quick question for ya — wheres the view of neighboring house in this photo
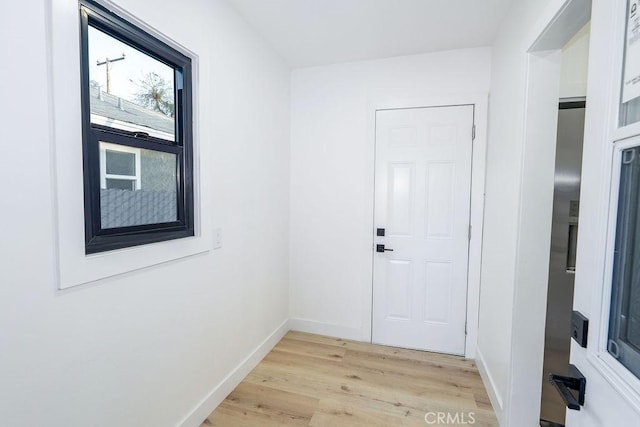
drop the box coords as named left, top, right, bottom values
left=91, top=87, right=178, bottom=228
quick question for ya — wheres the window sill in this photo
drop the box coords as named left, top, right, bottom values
left=57, top=233, right=210, bottom=290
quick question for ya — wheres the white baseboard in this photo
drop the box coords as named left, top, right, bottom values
left=289, top=317, right=365, bottom=341
left=177, top=319, right=290, bottom=427
left=476, top=347, right=505, bottom=425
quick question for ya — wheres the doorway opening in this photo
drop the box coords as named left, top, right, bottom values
left=539, top=19, right=591, bottom=427
left=540, top=97, right=587, bottom=427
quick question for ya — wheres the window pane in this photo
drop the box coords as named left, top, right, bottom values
left=100, top=142, right=178, bottom=229
left=609, top=146, right=640, bottom=379
left=106, top=178, right=135, bottom=190
left=88, top=25, right=176, bottom=140
left=106, top=149, right=135, bottom=176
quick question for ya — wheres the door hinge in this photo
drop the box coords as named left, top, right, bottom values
left=468, top=225, right=472, bottom=241
left=472, top=124, right=476, bottom=141
left=465, top=321, right=468, bottom=335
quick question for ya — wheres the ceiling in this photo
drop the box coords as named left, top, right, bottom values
left=224, top=0, right=513, bottom=68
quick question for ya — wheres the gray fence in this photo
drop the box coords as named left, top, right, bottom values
left=100, top=188, right=177, bottom=228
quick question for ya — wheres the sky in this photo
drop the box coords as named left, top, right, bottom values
left=88, top=25, right=174, bottom=103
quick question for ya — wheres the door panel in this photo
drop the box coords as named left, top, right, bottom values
left=426, top=162, right=456, bottom=238
left=385, top=259, right=412, bottom=320
left=424, top=260, right=452, bottom=323
left=372, top=105, right=473, bottom=355
left=388, top=163, right=414, bottom=236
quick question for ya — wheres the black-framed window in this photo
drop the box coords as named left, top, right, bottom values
left=79, top=0, right=194, bottom=254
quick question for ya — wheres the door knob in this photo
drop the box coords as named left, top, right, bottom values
left=376, top=244, right=394, bottom=253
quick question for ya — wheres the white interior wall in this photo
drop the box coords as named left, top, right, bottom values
left=475, top=0, right=562, bottom=425
left=289, top=48, right=491, bottom=340
left=0, top=0, right=290, bottom=426
left=478, top=1, right=592, bottom=425
left=507, top=5, right=592, bottom=424
left=560, top=23, right=591, bottom=99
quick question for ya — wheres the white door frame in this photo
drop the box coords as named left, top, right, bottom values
left=363, top=93, right=489, bottom=359
left=505, top=0, right=592, bottom=424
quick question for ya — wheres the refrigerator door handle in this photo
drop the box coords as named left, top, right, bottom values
left=566, top=223, right=578, bottom=273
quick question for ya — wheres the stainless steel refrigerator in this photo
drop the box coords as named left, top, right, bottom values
left=540, top=100, right=585, bottom=427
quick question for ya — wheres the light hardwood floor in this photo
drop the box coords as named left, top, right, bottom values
left=202, top=331, right=497, bottom=426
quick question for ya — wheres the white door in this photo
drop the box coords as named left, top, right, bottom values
left=565, top=1, right=640, bottom=425
left=568, top=140, right=640, bottom=427
left=372, top=105, right=474, bottom=355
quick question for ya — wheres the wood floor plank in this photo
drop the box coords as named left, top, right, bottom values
left=222, top=382, right=317, bottom=417
left=202, top=331, right=498, bottom=426
left=247, top=362, right=475, bottom=414
left=309, top=398, right=425, bottom=427
left=274, top=337, right=348, bottom=362
left=286, top=331, right=477, bottom=369
left=205, top=403, right=307, bottom=427
left=341, top=348, right=485, bottom=390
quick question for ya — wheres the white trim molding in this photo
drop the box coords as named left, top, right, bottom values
left=289, top=318, right=364, bottom=341
left=476, top=348, right=504, bottom=416
left=177, top=319, right=290, bottom=427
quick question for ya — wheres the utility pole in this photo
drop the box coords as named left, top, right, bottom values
left=96, top=54, right=125, bottom=94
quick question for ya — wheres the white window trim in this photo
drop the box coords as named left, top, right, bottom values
left=594, top=134, right=640, bottom=411
left=99, top=142, right=141, bottom=190
left=46, top=0, right=209, bottom=290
